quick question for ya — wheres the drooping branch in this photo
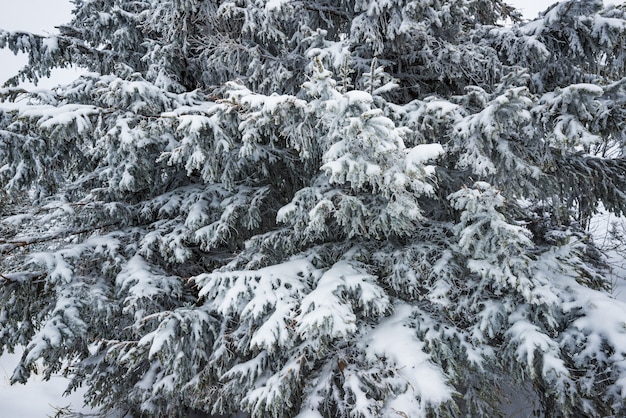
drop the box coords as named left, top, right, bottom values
left=0, top=222, right=119, bottom=255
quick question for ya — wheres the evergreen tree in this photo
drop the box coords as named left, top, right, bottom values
left=1, top=0, right=626, bottom=417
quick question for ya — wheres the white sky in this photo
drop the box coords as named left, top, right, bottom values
left=0, top=0, right=75, bottom=87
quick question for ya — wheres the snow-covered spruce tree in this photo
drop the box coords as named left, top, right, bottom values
left=1, top=0, right=626, bottom=417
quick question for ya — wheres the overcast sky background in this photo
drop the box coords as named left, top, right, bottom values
left=0, top=0, right=557, bottom=416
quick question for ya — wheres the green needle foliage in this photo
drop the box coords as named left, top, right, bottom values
left=1, top=1, right=626, bottom=416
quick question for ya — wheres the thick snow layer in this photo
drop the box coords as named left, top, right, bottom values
left=360, top=302, right=453, bottom=415
left=42, top=35, right=59, bottom=52
left=406, top=143, right=445, bottom=165
left=265, top=0, right=289, bottom=11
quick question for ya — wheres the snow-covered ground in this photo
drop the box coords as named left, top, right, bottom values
left=0, top=349, right=94, bottom=417
left=590, top=211, right=626, bottom=299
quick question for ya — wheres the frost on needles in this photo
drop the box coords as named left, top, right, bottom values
left=1, top=0, right=626, bottom=417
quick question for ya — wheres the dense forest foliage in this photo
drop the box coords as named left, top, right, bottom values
left=1, top=0, right=626, bottom=416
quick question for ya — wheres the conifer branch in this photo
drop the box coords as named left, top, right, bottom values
left=0, top=222, right=119, bottom=255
